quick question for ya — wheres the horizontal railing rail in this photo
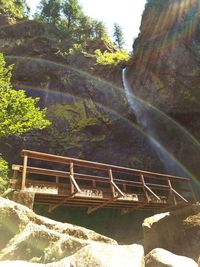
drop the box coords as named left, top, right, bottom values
left=10, top=149, right=197, bottom=213
left=21, top=150, right=190, bottom=181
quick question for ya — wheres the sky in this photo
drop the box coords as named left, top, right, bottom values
left=27, top=0, right=146, bottom=51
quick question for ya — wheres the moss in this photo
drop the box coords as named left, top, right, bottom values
left=47, top=100, right=112, bottom=146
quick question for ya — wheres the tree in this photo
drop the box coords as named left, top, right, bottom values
left=35, top=0, right=61, bottom=25
left=62, top=0, right=83, bottom=30
left=0, top=53, right=50, bottom=191
left=0, top=0, right=30, bottom=19
left=91, top=20, right=107, bottom=39
left=0, top=54, right=50, bottom=137
left=113, top=23, right=125, bottom=50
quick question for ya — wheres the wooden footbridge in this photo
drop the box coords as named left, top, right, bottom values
left=10, top=150, right=197, bottom=214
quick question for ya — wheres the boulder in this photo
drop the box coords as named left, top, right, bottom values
left=0, top=243, right=144, bottom=267
left=0, top=197, right=144, bottom=266
left=143, top=204, right=200, bottom=261
left=145, top=248, right=197, bottom=267
left=0, top=261, right=42, bottom=267
left=67, top=243, right=144, bottom=267
left=0, top=197, right=116, bottom=262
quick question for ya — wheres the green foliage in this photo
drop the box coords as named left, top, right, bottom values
left=0, top=0, right=30, bottom=18
left=0, top=53, right=51, bottom=192
left=91, top=20, right=107, bottom=39
left=62, top=0, right=83, bottom=30
left=95, top=49, right=130, bottom=66
left=65, top=43, right=84, bottom=56
left=113, top=23, right=125, bottom=50
left=0, top=53, right=50, bottom=137
left=35, top=0, right=110, bottom=45
left=35, top=0, right=62, bottom=24
left=0, top=156, right=8, bottom=192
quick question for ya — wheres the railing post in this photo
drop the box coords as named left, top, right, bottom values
left=69, top=162, right=74, bottom=194
left=92, top=180, right=96, bottom=188
left=21, top=155, right=28, bottom=190
left=56, top=176, right=59, bottom=184
left=167, top=178, right=177, bottom=205
left=108, top=168, right=115, bottom=198
left=140, top=173, right=149, bottom=203
left=187, top=180, right=197, bottom=203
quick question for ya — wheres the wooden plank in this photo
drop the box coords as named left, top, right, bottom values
left=140, top=174, right=149, bottom=203
left=21, top=155, right=28, bottom=190
left=109, top=168, right=115, bottom=197
left=167, top=178, right=177, bottom=205
left=171, top=188, right=188, bottom=203
left=111, top=181, right=125, bottom=197
left=21, top=150, right=190, bottom=182
left=14, top=149, right=194, bottom=212
left=69, top=162, right=74, bottom=194
left=13, top=165, right=173, bottom=192
left=69, top=163, right=81, bottom=194
left=87, top=196, right=120, bottom=214
left=48, top=192, right=77, bottom=212
left=144, top=184, right=161, bottom=201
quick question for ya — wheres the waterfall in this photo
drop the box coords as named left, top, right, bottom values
left=122, top=68, right=186, bottom=175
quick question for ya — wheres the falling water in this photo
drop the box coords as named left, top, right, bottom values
left=122, top=68, right=187, bottom=175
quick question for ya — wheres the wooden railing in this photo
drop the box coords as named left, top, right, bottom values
left=10, top=150, right=197, bottom=214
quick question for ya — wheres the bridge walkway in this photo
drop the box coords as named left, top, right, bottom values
left=10, top=150, right=197, bottom=214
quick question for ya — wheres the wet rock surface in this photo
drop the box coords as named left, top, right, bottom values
left=143, top=203, right=200, bottom=261
left=145, top=248, right=198, bottom=267
left=1, top=197, right=200, bottom=266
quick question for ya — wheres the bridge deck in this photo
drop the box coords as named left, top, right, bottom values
left=10, top=150, right=197, bottom=214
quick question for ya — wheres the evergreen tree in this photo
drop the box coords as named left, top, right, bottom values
left=62, top=0, right=83, bottom=30
left=92, top=20, right=107, bottom=39
left=113, top=23, right=125, bottom=50
left=35, top=0, right=61, bottom=25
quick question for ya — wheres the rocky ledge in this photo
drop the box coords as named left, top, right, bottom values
left=0, top=197, right=200, bottom=266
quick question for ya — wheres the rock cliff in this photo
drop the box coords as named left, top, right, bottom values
left=0, top=13, right=163, bottom=173
left=127, top=0, right=200, bottom=183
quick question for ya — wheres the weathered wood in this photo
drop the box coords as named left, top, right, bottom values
left=9, top=149, right=195, bottom=212
left=21, top=150, right=191, bottom=182
left=140, top=173, right=149, bottom=203
left=144, top=184, right=161, bottom=201
left=21, top=155, right=28, bottom=190
left=87, top=196, right=120, bottom=214
left=171, top=188, right=188, bottom=203
left=69, top=162, right=75, bottom=194
left=108, top=168, right=115, bottom=197
left=110, top=181, right=124, bottom=197
left=48, top=192, right=77, bottom=212
left=56, top=176, right=59, bottom=183
left=167, top=178, right=177, bottom=205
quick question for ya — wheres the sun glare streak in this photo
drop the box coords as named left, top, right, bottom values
left=135, top=0, right=198, bottom=64
left=5, top=55, right=200, bottom=185
left=13, top=79, right=199, bottom=186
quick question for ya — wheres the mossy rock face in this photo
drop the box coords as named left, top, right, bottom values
left=0, top=12, right=169, bottom=185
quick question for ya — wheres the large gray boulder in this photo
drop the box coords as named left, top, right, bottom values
left=145, top=248, right=198, bottom=267
left=0, top=243, right=144, bottom=267
left=143, top=204, right=200, bottom=261
left=0, top=197, right=144, bottom=266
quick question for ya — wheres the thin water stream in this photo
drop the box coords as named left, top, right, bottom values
left=122, top=67, right=185, bottom=175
